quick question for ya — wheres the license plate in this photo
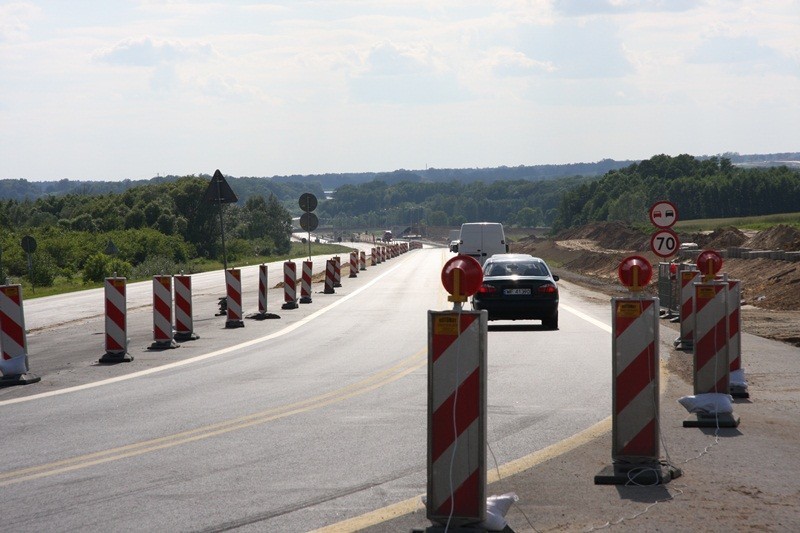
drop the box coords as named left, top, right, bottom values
left=503, top=288, right=531, bottom=295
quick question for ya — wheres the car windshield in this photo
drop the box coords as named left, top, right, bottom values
left=486, top=261, right=548, bottom=277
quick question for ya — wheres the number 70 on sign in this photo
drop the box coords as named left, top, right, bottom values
left=650, top=228, right=680, bottom=258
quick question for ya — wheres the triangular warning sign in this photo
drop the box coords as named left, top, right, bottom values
left=203, top=169, right=239, bottom=204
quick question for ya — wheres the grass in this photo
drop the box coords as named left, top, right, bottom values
left=674, top=212, right=800, bottom=232
left=8, top=241, right=355, bottom=300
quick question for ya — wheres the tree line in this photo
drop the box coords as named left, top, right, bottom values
left=552, top=154, right=800, bottom=231
left=0, top=176, right=292, bottom=287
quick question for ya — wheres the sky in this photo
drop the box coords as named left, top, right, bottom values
left=1, top=0, right=798, bottom=182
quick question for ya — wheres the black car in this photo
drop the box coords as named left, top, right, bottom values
left=471, top=254, right=559, bottom=329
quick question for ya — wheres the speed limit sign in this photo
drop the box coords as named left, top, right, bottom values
left=650, top=228, right=680, bottom=258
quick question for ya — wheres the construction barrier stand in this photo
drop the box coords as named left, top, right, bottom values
left=101, top=277, right=133, bottom=363
left=174, top=274, right=198, bottom=341
left=300, top=260, right=313, bottom=304
left=0, top=284, right=41, bottom=386
left=427, top=310, right=487, bottom=527
left=675, top=269, right=699, bottom=349
left=225, top=268, right=245, bottom=328
left=150, top=275, right=179, bottom=349
left=282, top=261, right=299, bottom=309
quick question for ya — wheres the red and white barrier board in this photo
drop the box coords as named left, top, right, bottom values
left=150, top=275, right=178, bottom=349
left=349, top=251, right=358, bottom=278
left=225, top=268, right=245, bottom=328
left=282, top=261, right=298, bottom=309
left=693, top=281, right=730, bottom=394
left=174, top=274, right=197, bottom=341
left=726, top=279, right=748, bottom=397
left=677, top=269, right=700, bottom=348
left=258, top=264, right=268, bottom=315
left=333, top=256, right=342, bottom=287
left=0, top=284, right=40, bottom=385
left=300, top=260, right=313, bottom=304
left=324, top=259, right=336, bottom=294
left=611, top=297, right=660, bottom=462
left=101, top=277, right=133, bottom=362
left=427, top=310, right=487, bottom=527
left=370, top=248, right=377, bottom=266
left=360, top=251, right=367, bottom=271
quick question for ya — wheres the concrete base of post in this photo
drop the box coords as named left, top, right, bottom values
left=673, top=337, right=693, bottom=351
left=174, top=332, right=200, bottom=341
left=413, top=527, right=500, bottom=533
left=0, top=372, right=42, bottom=388
left=99, top=352, right=134, bottom=364
left=148, top=339, right=180, bottom=350
left=299, top=295, right=312, bottom=304
left=683, top=412, right=740, bottom=428
left=225, top=319, right=245, bottom=328
left=594, top=462, right=680, bottom=486
left=281, top=301, right=299, bottom=310
left=246, top=312, right=280, bottom=320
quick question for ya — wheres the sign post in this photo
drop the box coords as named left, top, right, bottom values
left=299, top=193, right=318, bottom=261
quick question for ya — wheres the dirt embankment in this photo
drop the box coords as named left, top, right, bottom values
left=510, top=222, right=800, bottom=347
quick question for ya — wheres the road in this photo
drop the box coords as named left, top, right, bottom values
left=0, top=246, right=614, bottom=532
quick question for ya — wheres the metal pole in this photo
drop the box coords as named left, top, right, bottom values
left=216, top=178, right=228, bottom=271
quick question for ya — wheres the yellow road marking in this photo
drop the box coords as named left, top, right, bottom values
left=0, top=349, right=427, bottom=488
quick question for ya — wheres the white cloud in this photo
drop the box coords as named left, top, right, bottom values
left=0, top=2, right=41, bottom=42
left=487, top=48, right=556, bottom=77
left=93, top=36, right=215, bottom=67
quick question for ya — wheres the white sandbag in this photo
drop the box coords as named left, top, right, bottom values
left=678, top=393, right=734, bottom=415
left=480, top=492, right=518, bottom=531
left=730, top=369, right=748, bottom=387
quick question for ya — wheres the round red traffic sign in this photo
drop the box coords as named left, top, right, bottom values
left=696, top=250, right=723, bottom=277
left=441, top=255, right=483, bottom=298
left=649, top=200, right=678, bottom=229
left=650, top=228, right=680, bottom=258
left=618, top=255, right=653, bottom=289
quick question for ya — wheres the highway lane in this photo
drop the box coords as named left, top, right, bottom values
left=0, top=247, right=613, bottom=532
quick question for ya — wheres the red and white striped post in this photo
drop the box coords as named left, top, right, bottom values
left=300, top=260, right=313, bottom=304
left=727, top=280, right=748, bottom=398
left=370, top=248, right=377, bottom=266
left=427, top=256, right=487, bottom=528
left=685, top=279, right=739, bottom=427
left=596, top=256, right=671, bottom=485
left=257, top=264, right=269, bottom=316
left=101, top=276, right=133, bottom=363
left=150, top=275, right=178, bottom=349
left=0, top=284, right=40, bottom=386
left=349, top=251, right=358, bottom=278
left=174, top=274, right=198, bottom=341
left=225, top=268, right=245, bottom=328
left=324, top=259, right=336, bottom=294
left=282, top=261, right=299, bottom=309
left=333, top=256, right=342, bottom=287
left=675, top=268, right=699, bottom=349
left=360, top=251, right=367, bottom=271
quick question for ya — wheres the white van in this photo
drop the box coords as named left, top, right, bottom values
left=458, top=222, right=508, bottom=265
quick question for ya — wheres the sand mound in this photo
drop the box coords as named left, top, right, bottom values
left=745, top=224, right=800, bottom=251
left=556, top=221, right=646, bottom=251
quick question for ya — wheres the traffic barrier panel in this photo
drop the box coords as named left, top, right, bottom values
left=324, top=259, right=336, bottom=294
left=685, top=280, right=739, bottom=427
left=349, top=251, right=358, bottom=278
left=149, top=275, right=179, bottom=350
left=174, top=274, right=198, bottom=341
left=300, top=260, right=313, bottom=304
left=596, top=296, right=672, bottom=485
left=101, top=276, right=133, bottom=363
left=225, top=268, right=245, bottom=328
left=333, top=256, right=342, bottom=287
left=360, top=251, right=367, bottom=271
left=282, top=261, right=299, bottom=309
left=726, top=280, right=749, bottom=398
left=370, top=248, right=377, bottom=266
left=259, top=264, right=268, bottom=314
left=0, top=284, right=41, bottom=386
left=675, top=269, right=699, bottom=349
left=427, top=310, right=487, bottom=527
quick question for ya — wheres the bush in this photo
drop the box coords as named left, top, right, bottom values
left=83, top=253, right=111, bottom=283
left=28, top=250, right=58, bottom=287
left=131, top=256, right=179, bottom=279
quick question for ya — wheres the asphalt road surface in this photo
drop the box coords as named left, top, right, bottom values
left=1, top=245, right=615, bottom=532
